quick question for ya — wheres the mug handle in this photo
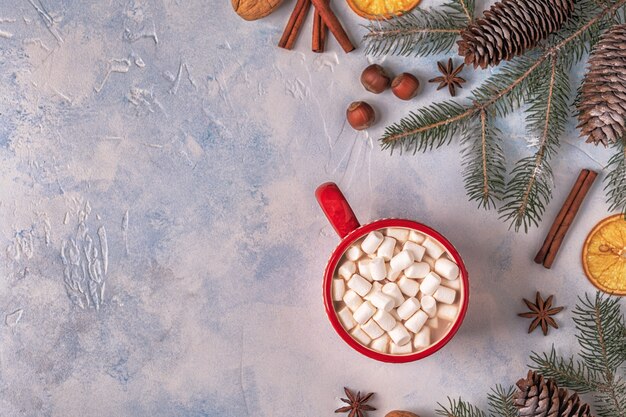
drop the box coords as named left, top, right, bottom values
left=315, top=182, right=361, bottom=239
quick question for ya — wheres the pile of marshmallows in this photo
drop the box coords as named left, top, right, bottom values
left=332, top=228, right=462, bottom=355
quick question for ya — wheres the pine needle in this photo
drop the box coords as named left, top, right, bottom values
left=604, top=140, right=626, bottom=217
left=461, top=110, right=506, bottom=209
left=499, top=55, right=571, bottom=232
left=363, top=0, right=473, bottom=56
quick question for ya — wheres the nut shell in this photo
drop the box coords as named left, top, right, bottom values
left=232, top=0, right=283, bottom=21
left=361, top=64, right=391, bottom=94
left=391, top=73, right=420, bottom=100
left=385, top=411, right=421, bottom=417
left=347, top=101, right=376, bottom=130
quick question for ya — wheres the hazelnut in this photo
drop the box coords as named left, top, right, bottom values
left=346, top=101, right=376, bottom=130
left=391, top=73, right=420, bottom=100
left=385, top=411, right=421, bottom=417
left=360, top=64, right=391, bottom=94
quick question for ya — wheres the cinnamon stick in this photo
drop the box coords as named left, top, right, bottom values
left=312, top=3, right=328, bottom=53
left=543, top=169, right=598, bottom=269
left=310, top=0, right=355, bottom=53
left=534, top=169, right=590, bottom=264
left=279, top=0, right=312, bottom=50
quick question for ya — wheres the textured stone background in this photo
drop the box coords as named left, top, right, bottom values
left=0, top=0, right=620, bottom=416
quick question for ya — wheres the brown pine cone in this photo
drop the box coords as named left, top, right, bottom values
left=514, top=371, right=595, bottom=417
left=457, top=0, right=575, bottom=69
left=577, top=24, right=626, bottom=146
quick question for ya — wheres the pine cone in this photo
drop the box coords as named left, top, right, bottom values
left=514, top=371, right=595, bottom=417
left=457, top=0, right=575, bottom=69
left=577, top=24, right=626, bottom=146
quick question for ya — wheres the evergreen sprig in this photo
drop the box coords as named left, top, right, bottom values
left=461, top=110, right=506, bottom=209
left=363, top=0, right=474, bottom=57
left=604, top=141, right=626, bottom=217
left=370, top=0, right=626, bottom=230
left=436, top=385, right=516, bottom=417
left=498, top=56, right=571, bottom=232
left=530, top=292, right=626, bottom=417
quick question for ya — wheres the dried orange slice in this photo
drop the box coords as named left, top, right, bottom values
left=582, top=214, right=626, bottom=295
left=346, top=0, right=421, bottom=20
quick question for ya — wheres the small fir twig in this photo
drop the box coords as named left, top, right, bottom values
left=530, top=292, right=626, bottom=417
left=363, top=0, right=474, bottom=56
left=604, top=140, right=626, bottom=217
left=378, top=0, right=626, bottom=231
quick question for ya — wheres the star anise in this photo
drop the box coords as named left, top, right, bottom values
left=518, top=292, right=564, bottom=336
left=334, top=387, right=376, bottom=417
left=428, top=58, right=466, bottom=97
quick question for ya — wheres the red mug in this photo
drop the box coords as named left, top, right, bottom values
left=316, top=182, right=469, bottom=363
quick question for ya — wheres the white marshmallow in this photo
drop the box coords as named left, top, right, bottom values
left=390, top=250, right=414, bottom=271
left=420, top=272, right=441, bottom=295
left=398, top=276, right=420, bottom=297
left=388, top=322, right=411, bottom=346
left=369, top=257, right=387, bottom=281
left=441, top=276, right=462, bottom=289
left=345, top=245, right=363, bottom=261
left=427, top=317, right=440, bottom=329
left=390, top=341, right=413, bottom=354
left=338, top=261, right=356, bottom=279
left=421, top=295, right=437, bottom=318
left=364, top=282, right=383, bottom=301
left=353, top=301, right=376, bottom=324
left=386, top=228, right=409, bottom=242
left=405, top=310, right=428, bottom=333
left=332, top=279, right=345, bottom=301
left=361, top=231, right=384, bottom=254
left=423, top=255, right=436, bottom=269
left=413, top=326, right=431, bottom=349
left=357, top=259, right=372, bottom=281
left=435, top=258, right=460, bottom=281
left=337, top=307, right=356, bottom=330
left=373, top=309, right=396, bottom=331
left=377, top=237, right=396, bottom=261
left=348, top=274, right=372, bottom=297
left=423, top=237, right=445, bottom=259
left=351, top=326, right=372, bottom=346
left=369, top=291, right=395, bottom=312
left=390, top=308, right=402, bottom=321
left=397, top=297, right=421, bottom=320
left=370, top=334, right=389, bottom=353
left=382, top=282, right=404, bottom=307
left=362, top=318, right=384, bottom=339
left=343, top=290, right=364, bottom=312
left=433, top=286, right=456, bottom=304
left=438, top=304, right=459, bottom=321
left=386, top=264, right=402, bottom=282
left=405, top=262, right=431, bottom=279
left=409, top=230, right=425, bottom=244
left=403, top=241, right=426, bottom=262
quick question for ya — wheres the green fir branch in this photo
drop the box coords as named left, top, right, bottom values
left=573, top=293, right=625, bottom=377
left=461, top=110, right=506, bottom=210
left=548, top=0, right=615, bottom=68
left=471, top=54, right=544, bottom=118
left=499, top=56, right=571, bottom=232
left=486, top=385, right=517, bottom=417
left=376, top=0, right=626, bottom=231
left=529, top=346, right=600, bottom=393
left=363, top=0, right=473, bottom=57
left=436, top=397, right=487, bottom=417
left=531, top=293, right=626, bottom=417
left=381, top=100, right=471, bottom=154
left=604, top=140, right=626, bottom=217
